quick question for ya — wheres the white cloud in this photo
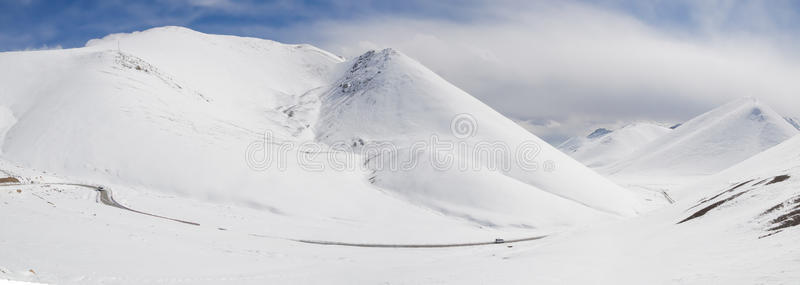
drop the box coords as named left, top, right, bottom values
left=23, top=44, right=62, bottom=51
left=269, top=1, right=800, bottom=143
left=183, top=0, right=231, bottom=7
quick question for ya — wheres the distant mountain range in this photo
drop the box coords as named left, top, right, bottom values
left=559, top=98, right=799, bottom=179
left=557, top=123, right=671, bottom=168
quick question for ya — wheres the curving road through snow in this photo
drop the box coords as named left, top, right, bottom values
left=290, top=235, right=547, bottom=248
left=2, top=178, right=548, bottom=248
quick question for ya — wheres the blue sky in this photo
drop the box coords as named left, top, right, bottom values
left=4, top=0, right=799, bottom=51
left=0, top=0, right=484, bottom=50
left=2, top=0, right=800, bottom=143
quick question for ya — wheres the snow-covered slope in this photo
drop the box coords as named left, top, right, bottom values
left=4, top=135, right=799, bottom=284
left=604, top=98, right=799, bottom=177
left=558, top=123, right=671, bottom=168
left=424, top=136, right=800, bottom=283
left=397, top=134, right=800, bottom=284
left=0, top=27, right=639, bottom=235
left=672, top=134, right=800, bottom=232
left=315, top=48, right=640, bottom=218
left=0, top=27, right=366, bottom=225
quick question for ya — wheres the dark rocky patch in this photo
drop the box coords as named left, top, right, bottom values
left=765, top=175, right=790, bottom=185
left=758, top=230, right=782, bottom=239
left=760, top=195, right=800, bottom=235
left=769, top=209, right=800, bottom=231
left=760, top=196, right=800, bottom=217
left=678, top=191, right=748, bottom=224
left=752, top=178, right=770, bottom=186
left=688, top=179, right=754, bottom=210
left=587, top=128, right=612, bottom=139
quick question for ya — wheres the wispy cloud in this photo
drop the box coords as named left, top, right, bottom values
left=265, top=1, right=800, bottom=142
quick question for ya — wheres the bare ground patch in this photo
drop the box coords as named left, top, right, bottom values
left=0, top=177, right=20, bottom=184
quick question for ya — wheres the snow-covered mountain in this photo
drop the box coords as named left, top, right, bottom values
left=316, top=48, right=640, bottom=220
left=0, top=26, right=639, bottom=235
left=558, top=123, right=671, bottom=168
left=603, top=98, right=799, bottom=177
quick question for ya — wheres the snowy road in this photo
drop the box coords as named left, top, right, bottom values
left=290, top=235, right=547, bottom=248
left=0, top=181, right=201, bottom=226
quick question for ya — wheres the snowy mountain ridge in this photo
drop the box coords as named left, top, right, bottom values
left=603, top=98, right=799, bottom=178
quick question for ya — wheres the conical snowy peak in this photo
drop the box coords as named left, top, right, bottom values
left=346, top=48, right=399, bottom=75
left=315, top=47, right=486, bottom=143
left=587, top=128, right=613, bottom=139
left=605, top=98, right=799, bottom=177
left=315, top=48, right=641, bottom=219
left=321, top=48, right=403, bottom=113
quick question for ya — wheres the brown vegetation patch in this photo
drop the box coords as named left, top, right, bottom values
left=0, top=177, right=20, bottom=184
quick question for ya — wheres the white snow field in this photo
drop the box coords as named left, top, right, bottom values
left=558, top=122, right=672, bottom=168
left=1, top=27, right=798, bottom=284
